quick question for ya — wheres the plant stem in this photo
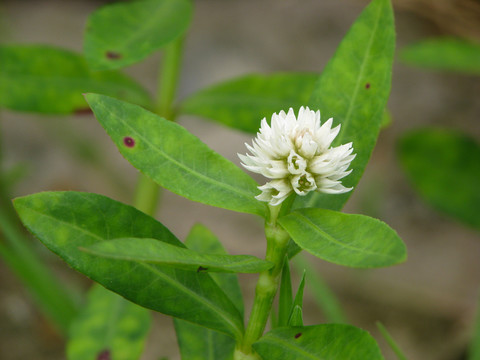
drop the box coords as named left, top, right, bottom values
left=237, top=205, right=290, bottom=357
left=134, top=36, right=184, bottom=215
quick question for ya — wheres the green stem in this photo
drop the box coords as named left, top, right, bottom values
left=237, top=205, right=290, bottom=357
left=134, top=37, right=184, bottom=215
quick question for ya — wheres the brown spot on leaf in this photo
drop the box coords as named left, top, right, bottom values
left=106, top=51, right=122, bottom=60
left=295, top=332, right=302, bottom=339
left=123, top=137, right=135, bottom=148
left=197, top=266, right=208, bottom=272
left=365, top=83, right=371, bottom=89
left=97, top=349, right=111, bottom=360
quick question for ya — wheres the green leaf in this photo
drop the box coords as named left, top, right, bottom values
left=292, top=254, right=347, bottom=324
left=400, top=37, right=480, bottom=75
left=13, top=192, right=244, bottom=339
left=297, top=0, right=395, bottom=211
left=290, top=271, right=306, bottom=315
left=278, top=208, right=406, bottom=268
left=84, top=0, right=192, bottom=70
left=287, top=305, right=303, bottom=327
left=179, top=73, right=319, bottom=133
left=184, top=224, right=244, bottom=315
left=277, top=259, right=293, bottom=327
left=67, top=285, right=151, bottom=360
left=253, top=324, right=384, bottom=360
left=83, top=237, right=273, bottom=273
left=398, top=128, right=480, bottom=230
left=85, top=93, right=265, bottom=217
left=0, top=45, right=152, bottom=114
left=174, top=224, right=240, bottom=360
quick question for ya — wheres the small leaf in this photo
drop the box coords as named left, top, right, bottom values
left=67, top=285, right=151, bottom=360
left=174, top=224, right=240, bottom=360
left=0, top=45, right=152, bottom=114
left=278, top=208, right=406, bottom=268
left=83, top=237, right=273, bottom=273
left=277, top=259, right=293, bottom=327
left=296, top=0, right=395, bottom=211
left=292, top=254, right=347, bottom=324
left=287, top=305, right=303, bottom=327
left=400, top=37, right=480, bottom=75
left=84, top=0, right=193, bottom=70
left=398, top=128, right=480, bottom=230
left=290, top=271, right=306, bottom=316
left=13, top=192, right=243, bottom=339
left=179, top=73, right=319, bottom=134
left=85, top=93, right=265, bottom=217
left=253, top=324, right=384, bottom=360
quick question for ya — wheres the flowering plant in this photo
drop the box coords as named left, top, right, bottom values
left=5, top=0, right=409, bottom=358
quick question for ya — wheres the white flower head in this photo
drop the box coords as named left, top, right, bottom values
left=239, top=107, right=356, bottom=206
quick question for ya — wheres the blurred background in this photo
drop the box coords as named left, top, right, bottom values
left=0, top=0, right=479, bottom=359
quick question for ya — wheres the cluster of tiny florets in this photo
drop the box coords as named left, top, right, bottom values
left=239, top=107, right=355, bottom=206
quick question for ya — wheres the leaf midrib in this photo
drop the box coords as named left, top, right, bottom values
left=97, top=100, right=260, bottom=205
left=21, top=201, right=243, bottom=339
left=287, top=212, right=395, bottom=260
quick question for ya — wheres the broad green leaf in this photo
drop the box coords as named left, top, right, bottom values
left=0, top=45, right=152, bottom=114
left=13, top=192, right=243, bottom=339
left=174, top=224, right=240, bottom=360
left=287, top=305, right=303, bottom=327
left=184, top=224, right=244, bottom=315
left=297, top=0, right=395, bottom=211
left=67, top=285, right=150, bottom=360
left=398, top=129, right=480, bottom=230
left=84, top=0, right=192, bottom=70
left=85, top=94, right=265, bottom=217
left=376, top=322, right=407, bottom=360
left=83, top=237, right=272, bottom=273
left=277, top=259, right=293, bottom=327
left=400, top=37, right=480, bottom=75
left=278, top=208, right=406, bottom=268
left=179, top=73, right=319, bottom=133
left=253, top=324, right=384, bottom=360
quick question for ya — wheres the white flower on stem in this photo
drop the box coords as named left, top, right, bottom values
left=239, top=107, right=356, bottom=206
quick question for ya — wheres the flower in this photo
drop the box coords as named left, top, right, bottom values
left=239, top=107, right=356, bottom=206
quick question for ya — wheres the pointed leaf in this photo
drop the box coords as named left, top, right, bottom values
left=83, top=237, right=272, bottom=273
left=278, top=208, right=406, bottom=268
left=398, top=128, right=480, bottom=230
left=277, top=259, right=293, bottom=327
left=253, top=324, right=384, bottom=360
left=291, top=271, right=306, bottom=315
left=179, top=73, right=319, bottom=133
left=85, top=93, right=265, bottom=217
left=400, top=37, right=480, bottom=75
left=13, top=192, right=243, bottom=339
left=67, top=285, right=151, bottom=360
left=174, top=224, right=240, bottom=360
left=297, top=0, right=395, bottom=211
left=84, top=0, right=192, bottom=70
left=287, top=305, right=303, bottom=327
left=0, top=45, right=152, bottom=114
